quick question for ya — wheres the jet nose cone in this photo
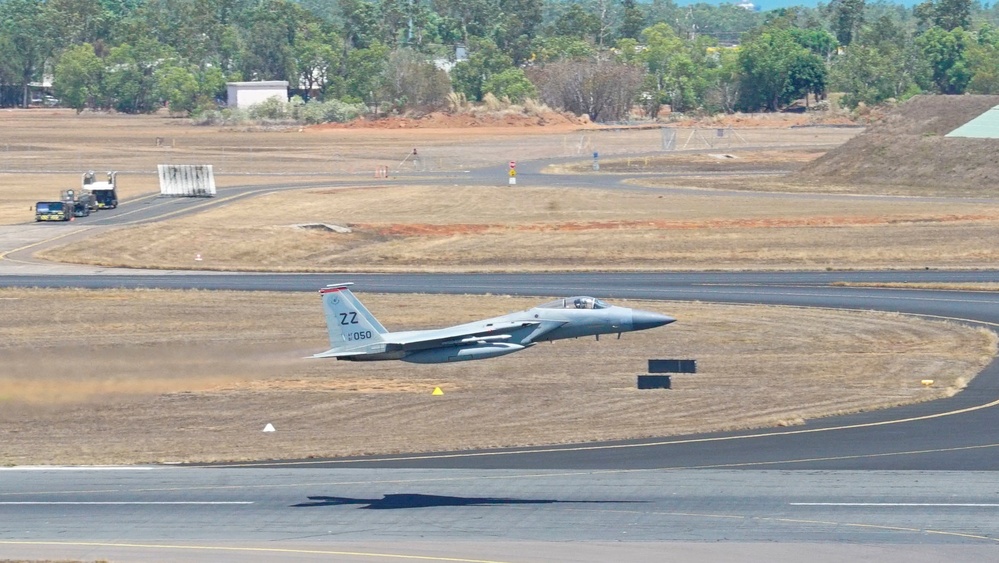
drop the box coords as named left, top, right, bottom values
left=631, top=311, right=676, bottom=331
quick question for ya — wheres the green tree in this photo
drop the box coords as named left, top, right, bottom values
left=530, top=35, right=595, bottom=63
left=153, top=64, right=200, bottom=114
left=53, top=43, right=103, bottom=112
left=621, top=23, right=713, bottom=115
left=41, top=0, right=112, bottom=46
left=0, top=0, right=51, bottom=107
left=737, top=27, right=809, bottom=111
left=917, top=25, right=972, bottom=94
left=828, top=0, right=864, bottom=46
left=618, top=0, right=646, bottom=41
left=787, top=51, right=826, bottom=106
left=238, top=0, right=308, bottom=82
left=450, top=38, right=514, bottom=101
left=379, top=0, right=410, bottom=44
left=103, top=39, right=174, bottom=113
left=548, top=3, right=601, bottom=41
left=829, top=16, right=926, bottom=108
left=482, top=67, right=537, bottom=103
left=339, top=0, right=383, bottom=49
left=679, top=3, right=765, bottom=47
left=915, top=0, right=971, bottom=32
left=429, top=0, right=499, bottom=44
left=791, top=28, right=838, bottom=61
left=295, top=22, right=345, bottom=99
left=493, top=0, right=543, bottom=64
left=702, top=46, right=741, bottom=113
left=342, top=41, right=391, bottom=106
left=967, top=24, right=999, bottom=93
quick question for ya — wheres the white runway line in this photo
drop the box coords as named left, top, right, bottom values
left=0, top=466, right=155, bottom=471
left=0, top=502, right=253, bottom=505
left=791, top=503, right=999, bottom=507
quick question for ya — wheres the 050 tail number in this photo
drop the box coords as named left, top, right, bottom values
left=339, top=312, right=371, bottom=340
left=346, top=330, right=372, bottom=341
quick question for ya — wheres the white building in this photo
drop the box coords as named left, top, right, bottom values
left=226, top=81, right=289, bottom=108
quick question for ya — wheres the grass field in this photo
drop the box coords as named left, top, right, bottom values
left=0, top=109, right=856, bottom=226
left=40, top=183, right=999, bottom=271
left=1, top=289, right=993, bottom=465
left=5, top=112, right=995, bottom=272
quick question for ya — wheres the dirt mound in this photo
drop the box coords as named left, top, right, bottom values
left=795, top=95, right=999, bottom=190
left=312, top=110, right=585, bottom=130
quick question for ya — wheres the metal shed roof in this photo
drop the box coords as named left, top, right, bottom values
left=946, top=104, right=999, bottom=138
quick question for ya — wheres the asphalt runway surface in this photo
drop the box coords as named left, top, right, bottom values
left=3, top=163, right=999, bottom=559
left=2, top=467, right=998, bottom=562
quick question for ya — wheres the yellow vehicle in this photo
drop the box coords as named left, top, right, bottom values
left=35, top=201, right=72, bottom=222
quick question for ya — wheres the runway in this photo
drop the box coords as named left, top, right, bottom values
left=2, top=467, right=998, bottom=562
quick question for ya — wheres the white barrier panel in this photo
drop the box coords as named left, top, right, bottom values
left=157, top=164, right=216, bottom=197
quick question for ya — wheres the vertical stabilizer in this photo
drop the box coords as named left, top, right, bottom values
left=320, top=283, right=387, bottom=349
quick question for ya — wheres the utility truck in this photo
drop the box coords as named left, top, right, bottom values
left=82, top=170, right=119, bottom=209
left=34, top=201, right=72, bottom=221
left=61, top=189, right=96, bottom=217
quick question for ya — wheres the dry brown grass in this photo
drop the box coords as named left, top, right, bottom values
left=546, top=149, right=826, bottom=174
left=632, top=174, right=999, bottom=199
left=0, top=110, right=858, bottom=226
left=39, top=184, right=999, bottom=271
left=0, top=288, right=993, bottom=465
left=0, top=109, right=594, bottom=225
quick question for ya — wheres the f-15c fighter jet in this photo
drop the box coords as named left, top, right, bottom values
left=313, top=283, right=675, bottom=363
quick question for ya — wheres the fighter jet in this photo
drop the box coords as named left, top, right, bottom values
left=313, top=283, right=675, bottom=363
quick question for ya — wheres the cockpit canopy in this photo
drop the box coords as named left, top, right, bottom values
left=539, top=296, right=610, bottom=310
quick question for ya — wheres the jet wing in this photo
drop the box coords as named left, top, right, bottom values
left=311, top=320, right=567, bottom=360
left=390, top=320, right=552, bottom=351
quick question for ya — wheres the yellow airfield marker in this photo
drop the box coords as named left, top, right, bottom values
left=432, top=387, right=444, bottom=396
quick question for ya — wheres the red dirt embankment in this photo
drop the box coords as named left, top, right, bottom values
left=362, top=213, right=999, bottom=237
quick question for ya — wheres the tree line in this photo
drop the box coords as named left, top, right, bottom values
left=2, top=0, right=999, bottom=121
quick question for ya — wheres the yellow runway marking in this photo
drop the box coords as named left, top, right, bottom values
left=112, top=189, right=267, bottom=226
left=0, top=190, right=258, bottom=264
left=682, top=442, right=999, bottom=469
left=0, top=541, right=512, bottom=562
left=0, top=226, right=96, bottom=261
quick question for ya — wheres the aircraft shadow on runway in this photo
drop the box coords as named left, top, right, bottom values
left=292, top=493, right=641, bottom=510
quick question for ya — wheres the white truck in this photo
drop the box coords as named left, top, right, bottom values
left=81, top=170, right=119, bottom=209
